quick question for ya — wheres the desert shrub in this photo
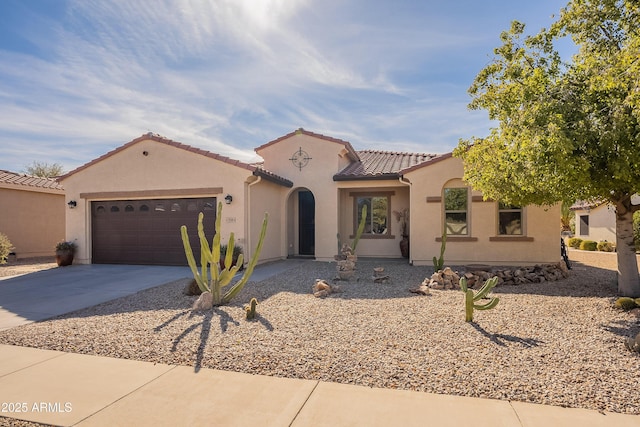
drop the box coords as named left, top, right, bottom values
left=614, top=297, right=638, bottom=310
left=579, top=240, right=597, bottom=251
left=567, top=237, right=581, bottom=248
left=597, top=241, right=615, bottom=252
left=567, top=237, right=583, bottom=248
left=0, top=233, right=14, bottom=264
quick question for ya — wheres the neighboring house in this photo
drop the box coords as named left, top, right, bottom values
left=570, top=200, right=618, bottom=244
left=58, top=129, right=560, bottom=267
left=0, top=170, right=65, bottom=258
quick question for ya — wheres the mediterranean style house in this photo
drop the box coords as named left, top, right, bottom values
left=58, top=129, right=560, bottom=267
left=0, top=170, right=65, bottom=258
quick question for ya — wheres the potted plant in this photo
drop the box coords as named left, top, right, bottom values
left=55, top=241, right=77, bottom=267
left=220, top=244, right=244, bottom=271
left=393, top=208, right=410, bottom=258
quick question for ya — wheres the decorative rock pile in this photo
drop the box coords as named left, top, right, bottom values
left=335, top=243, right=357, bottom=281
left=312, top=279, right=342, bottom=298
left=424, top=262, right=570, bottom=290
left=372, top=267, right=390, bottom=283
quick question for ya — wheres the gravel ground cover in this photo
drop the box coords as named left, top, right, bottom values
left=0, top=257, right=56, bottom=278
left=1, top=257, right=639, bottom=418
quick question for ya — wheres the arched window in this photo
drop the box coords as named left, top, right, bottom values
left=443, top=187, right=468, bottom=235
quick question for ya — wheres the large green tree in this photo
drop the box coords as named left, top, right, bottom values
left=454, top=0, right=640, bottom=296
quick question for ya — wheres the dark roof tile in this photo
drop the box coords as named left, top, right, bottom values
left=334, top=150, right=449, bottom=181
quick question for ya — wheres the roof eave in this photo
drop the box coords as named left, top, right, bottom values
left=333, top=173, right=400, bottom=182
left=253, top=170, right=293, bottom=187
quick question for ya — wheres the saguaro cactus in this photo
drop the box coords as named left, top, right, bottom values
left=181, top=202, right=268, bottom=306
left=460, top=276, right=499, bottom=322
left=351, top=204, right=368, bottom=252
left=433, top=231, right=447, bottom=271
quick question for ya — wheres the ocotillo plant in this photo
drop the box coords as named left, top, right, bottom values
left=460, top=276, right=499, bottom=322
left=181, top=202, right=268, bottom=306
left=433, top=231, right=446, bottom=271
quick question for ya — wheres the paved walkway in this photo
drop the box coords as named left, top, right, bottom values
left=0, top=260, right=639, bottom=426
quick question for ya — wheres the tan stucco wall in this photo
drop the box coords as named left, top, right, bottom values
left=246, top=176, right=287, bottom=263
left=336, top=181, right=410, bottom=258
left=62, top=139, right=256, bottom=264
left=257, top=133, right=347, bottom=261
left=0, top=187, right=65, bottom=258
left=62, top=133, right=563, bottom=267
left=405, top=156, right=561, bottom=266
left=574, top=205, right=617, bottom=244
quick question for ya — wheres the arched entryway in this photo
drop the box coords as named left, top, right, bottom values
left=287, top=188, right=315, bottom=257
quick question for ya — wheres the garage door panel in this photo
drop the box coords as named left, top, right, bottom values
left=92, top=197, right=215, bottom=265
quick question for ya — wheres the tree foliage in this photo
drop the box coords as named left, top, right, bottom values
left=24, top=161, right=64, bottom=178
left=454, top=0, right=640, bottom=296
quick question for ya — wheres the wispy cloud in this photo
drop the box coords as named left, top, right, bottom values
left=0, top=0, right=565, bottom=172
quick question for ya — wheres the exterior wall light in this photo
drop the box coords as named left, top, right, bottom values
left=224, top=194, right=233, bottom=204
left=67, top=200, right=77, bottom=209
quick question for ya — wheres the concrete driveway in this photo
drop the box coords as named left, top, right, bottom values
left=0, top=264, right=192, bottom=331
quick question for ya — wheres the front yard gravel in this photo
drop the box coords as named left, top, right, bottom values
left=0, top=259, right=639, bottom=415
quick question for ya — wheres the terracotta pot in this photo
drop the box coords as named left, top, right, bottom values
left=55, top=250, right=74, bottom=267
left=399, top=236, right=409, bottom=258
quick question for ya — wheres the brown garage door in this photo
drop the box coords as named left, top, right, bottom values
left=92, top=198, right=216, bottom=265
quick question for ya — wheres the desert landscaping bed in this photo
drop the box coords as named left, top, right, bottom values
left=0, top=259, right=639, bottom=416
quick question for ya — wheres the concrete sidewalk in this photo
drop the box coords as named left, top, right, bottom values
left=0, top=344, right=638, bottom=427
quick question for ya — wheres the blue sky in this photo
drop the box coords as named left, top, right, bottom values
left=0, top=0, right=570, bottom=173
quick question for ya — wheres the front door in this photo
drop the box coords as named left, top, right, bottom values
left=298, top=190, right=315, bottom=256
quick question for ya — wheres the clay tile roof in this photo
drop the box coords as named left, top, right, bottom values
left=333, top=150, right=450, bottom=181
left=0, top=169, right=65, bottom=191
left=59, top=133, right=292, bottom=188
left=570, top=200, right=606, bottom=211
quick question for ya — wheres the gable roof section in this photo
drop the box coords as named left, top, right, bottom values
left=255, top=128, right=360, bottom=162
left=0, top=170, right=65, bottom=193
left=570, top=200, right=606, bottom=211
left=333, top=150, right=451, bottom=181
left=59, top=133, right=292, bottom=187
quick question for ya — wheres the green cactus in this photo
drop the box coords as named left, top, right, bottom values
left=432, top=231, right=446, bottom=271
left=460, top=276, right=499, bottom=322
left=181, top=202, right=268, bottom=306
left=614, top=297, right=638, bottom=310
left=351, top=204, right=368, bottom=252
left=245, top=298, right=258, bottom=320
